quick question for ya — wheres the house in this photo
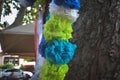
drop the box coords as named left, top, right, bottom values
left=0, top=23, right=36, bottom=69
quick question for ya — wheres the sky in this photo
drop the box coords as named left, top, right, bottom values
left=1, top=4, right=18, bottom=25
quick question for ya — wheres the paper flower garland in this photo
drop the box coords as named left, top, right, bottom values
left=45, top=40, right=77, bottom=64
left=39, top=0, right=80, bottom=80
left=19, top=0, right=80, bottom=80
left=43, top=14, right=73, bottom=42
left=40, top=60, right=69, bottom=80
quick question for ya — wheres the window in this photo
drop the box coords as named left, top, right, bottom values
left=4, top=57, right=9, bottom=64
left=4, top=57, right=19, bottom=66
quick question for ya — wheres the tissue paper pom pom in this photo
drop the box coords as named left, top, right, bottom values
left=45, top=13, right=50, bottom=22
left=45, top=40, right=77, bottom=64
left=38, top=36, right=46, bottom=56
left=40, top=60, right=69, bottom=80
left=19, top=0, right=36, bottom=7
left=49, top=2, right=79, bottom=22
left=54, top=0, right=80, bottom=10
left=43, top=14, right=73, bottom=42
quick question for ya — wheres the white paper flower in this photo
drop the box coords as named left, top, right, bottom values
left=49, top=1, right=79, bottom=22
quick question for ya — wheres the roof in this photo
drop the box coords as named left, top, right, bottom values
left=0, top=23, right=35, bottom=56
left=1, top=23, right=34, bottom=34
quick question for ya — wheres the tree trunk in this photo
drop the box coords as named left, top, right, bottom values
left=0, top=0, right=4, bottom=21
left=65, top=0, right=120, bottom=80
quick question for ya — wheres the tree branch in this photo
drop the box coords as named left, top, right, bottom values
left=0, top=0, right=4, bottom=21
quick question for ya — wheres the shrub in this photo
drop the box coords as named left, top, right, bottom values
left=0, top=62, right=14, bottom=69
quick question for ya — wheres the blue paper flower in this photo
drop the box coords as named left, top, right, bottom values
left=54, top=0, right=80, bottom=10
left=45, top=40, right=77, bottom=64
left=45, top=13, right=50, bottom=22
left=38, top=36, right=46, bottom=56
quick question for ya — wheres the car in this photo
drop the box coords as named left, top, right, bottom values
left=23, top=71, right=33, bottom=77
left=1, top=68, right=33, bottom=79
left=0, top=69, right=2, bottom=78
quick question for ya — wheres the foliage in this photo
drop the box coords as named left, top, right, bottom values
left=25, top=58, right=35, bottom=62
left=35, top=0, right=46, bottom=6
left=23, top=7, right=38, bottom=24
left=3, top=0, right=20, bottom=16
left=1, top=0, right=47, bottom=25
left=0, top=62, right=14, bottom=69
left=23, top=0, right=48, bottom=24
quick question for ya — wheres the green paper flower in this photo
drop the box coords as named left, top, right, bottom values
left=40, top=60, right=69, bottom=80
left=43, top=14, right=73, bottom=42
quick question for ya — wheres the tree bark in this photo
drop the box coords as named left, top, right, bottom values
left=65, top=0, right=120, bottom=80
left=43, top=0, right=51, bottom=24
